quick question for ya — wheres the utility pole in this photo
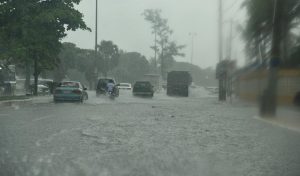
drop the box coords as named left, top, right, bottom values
left=154, top=30, right=157, bottom=70
left=33, top=56, right=38, bottom=96
left=161, top=40, right=164, bottom=80
left=95, top=0, right=98, bottom=55
left=228, top=19, right=233, bottom=60
left=218, top=0, right=223, bottom=63
left=189, top=32, right=197, bottom=64
left=260, top=0, right=282, bottom=116
left=94, top=0, right=98, bottom=84
left=218, top=0, right=226, bottom=101
left=227, top=19, right=234, bottom=103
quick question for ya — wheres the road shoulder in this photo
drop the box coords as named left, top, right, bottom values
left=254, top=106, right=300, bottom=133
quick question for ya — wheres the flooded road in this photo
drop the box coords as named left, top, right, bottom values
left=1, top=88, right=300, bottom=176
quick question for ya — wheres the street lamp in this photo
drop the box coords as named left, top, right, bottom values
left=189, top=32, right=197, bottom=64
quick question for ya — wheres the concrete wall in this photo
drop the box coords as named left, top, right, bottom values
left=236, top=69, right=300, bottom=105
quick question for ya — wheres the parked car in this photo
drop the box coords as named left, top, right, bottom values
left=29, top=84, right=49, bottom=95
left=53, top=81, right=88, bottom=102
left=96, top=78, right=119, bottom=96
left=38, top=84, right=50, bottom=95
left=133, top=81, right=154, bottom=97
left=117, top=83, right=132, bottom=90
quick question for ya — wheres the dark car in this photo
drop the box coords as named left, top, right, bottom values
left=96, top=78, right=119, bottom=96
left=133, top=81, right=154, bottom=97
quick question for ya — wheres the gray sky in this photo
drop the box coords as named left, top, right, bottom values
left=64, top=0, right=247, bottom=69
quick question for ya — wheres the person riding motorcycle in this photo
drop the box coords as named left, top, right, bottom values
left=106, top=80, right=115, bottom=95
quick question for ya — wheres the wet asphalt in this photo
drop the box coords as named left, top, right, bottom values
left=0, top=88, right=300, bottom=176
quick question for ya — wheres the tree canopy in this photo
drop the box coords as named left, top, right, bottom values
left=110, top=52, right=150, bottom=83
left=143, top=9, right=185, bottom=79
left=97, top=40, right=120, bottom=77
left=0, top=0, right=90, bottom=94
left=243, top=0, right=300, bottom=66
left=0, top=0, right=89, bottom=65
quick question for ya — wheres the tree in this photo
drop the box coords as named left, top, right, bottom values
left=0, top=0, right=90, bottom=95
left=243, top=0, right=300, bottom=116
left=110, top=52, right=150, bottom=83
left=142, top=9, right=163, bottom=69
left=163, top=41, right=185, bottom=70
left=97, top=40, right=120, bottom=77
left=143, top=9, right=185, bottom=79
left=242, top=0, right=300, bottom=63
left=54, top=42, right=96, bottom=88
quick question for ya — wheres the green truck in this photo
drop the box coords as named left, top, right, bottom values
left=167, top=71, right=192, bottom=97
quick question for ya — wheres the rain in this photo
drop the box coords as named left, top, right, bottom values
left=1, top=0, right=300, bottom=175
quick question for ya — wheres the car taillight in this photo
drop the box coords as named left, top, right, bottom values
left=72, top=89, right=82, bottom=94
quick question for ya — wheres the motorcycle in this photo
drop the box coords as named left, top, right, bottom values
left=107, top=89, right=116, bottom=100
left=100, top=87, right=117, bottom=100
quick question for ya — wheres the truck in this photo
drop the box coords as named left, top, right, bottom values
left=167, top=71, right=192, bottom=97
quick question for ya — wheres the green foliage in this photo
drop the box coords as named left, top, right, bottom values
left=97, top=40, right=120, bottom=76
left=55, top=42, right=94, bottom=84
left=56, top=45, right=149, bottom=86
left=0, top=0, right=90, bottom=70
left=283, top=40, right=300, bottom=67
left=110, top=52, right=150, bottom=83
left=243, top=0, right=300, bottom=62
left=143, top=9, right=185, bottom=78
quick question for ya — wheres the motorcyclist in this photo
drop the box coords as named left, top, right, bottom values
left=106, top=80, right=115, bottom=94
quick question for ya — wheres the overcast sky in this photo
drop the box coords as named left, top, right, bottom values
left=64, top=0, right=247, bottom=69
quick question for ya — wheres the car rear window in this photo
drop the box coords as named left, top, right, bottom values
left=120, top=83, right=130, bottom=87
left=61, top=82, right=79, bottom=88
left=98, top=79, right=115, bottom=85
left=135, top=82, right=150, bottom=87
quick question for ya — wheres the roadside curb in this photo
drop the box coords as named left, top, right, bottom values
left=0, top=98, right=33, bottom=107
left=254, top=115, right=300, bottom=133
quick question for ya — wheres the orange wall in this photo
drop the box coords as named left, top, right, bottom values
left=236, top=69, right=300, bottom=105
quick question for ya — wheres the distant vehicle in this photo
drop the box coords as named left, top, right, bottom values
left=38, top=79, right=55, bottom=94
left=133, top=81, right=154, bottom=97
left=206, top=87, right=219, bottom=94
left=53, top=81, right=88, bottom=102
left=18, top=78, right=54, bottom=95
left=117, top=83, right=132, bottom=90
left=96, top=78, right=119, bottom=97
left=143, top=74, right=160, bottom=92
left=167, top=71, right=192, bottom=97
left=37, top=84, right=50, bottom=95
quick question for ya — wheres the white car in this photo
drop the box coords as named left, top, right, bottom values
left=117, top=83, right=132, bottom=90
left=38, top=84, right=50, bottom=95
